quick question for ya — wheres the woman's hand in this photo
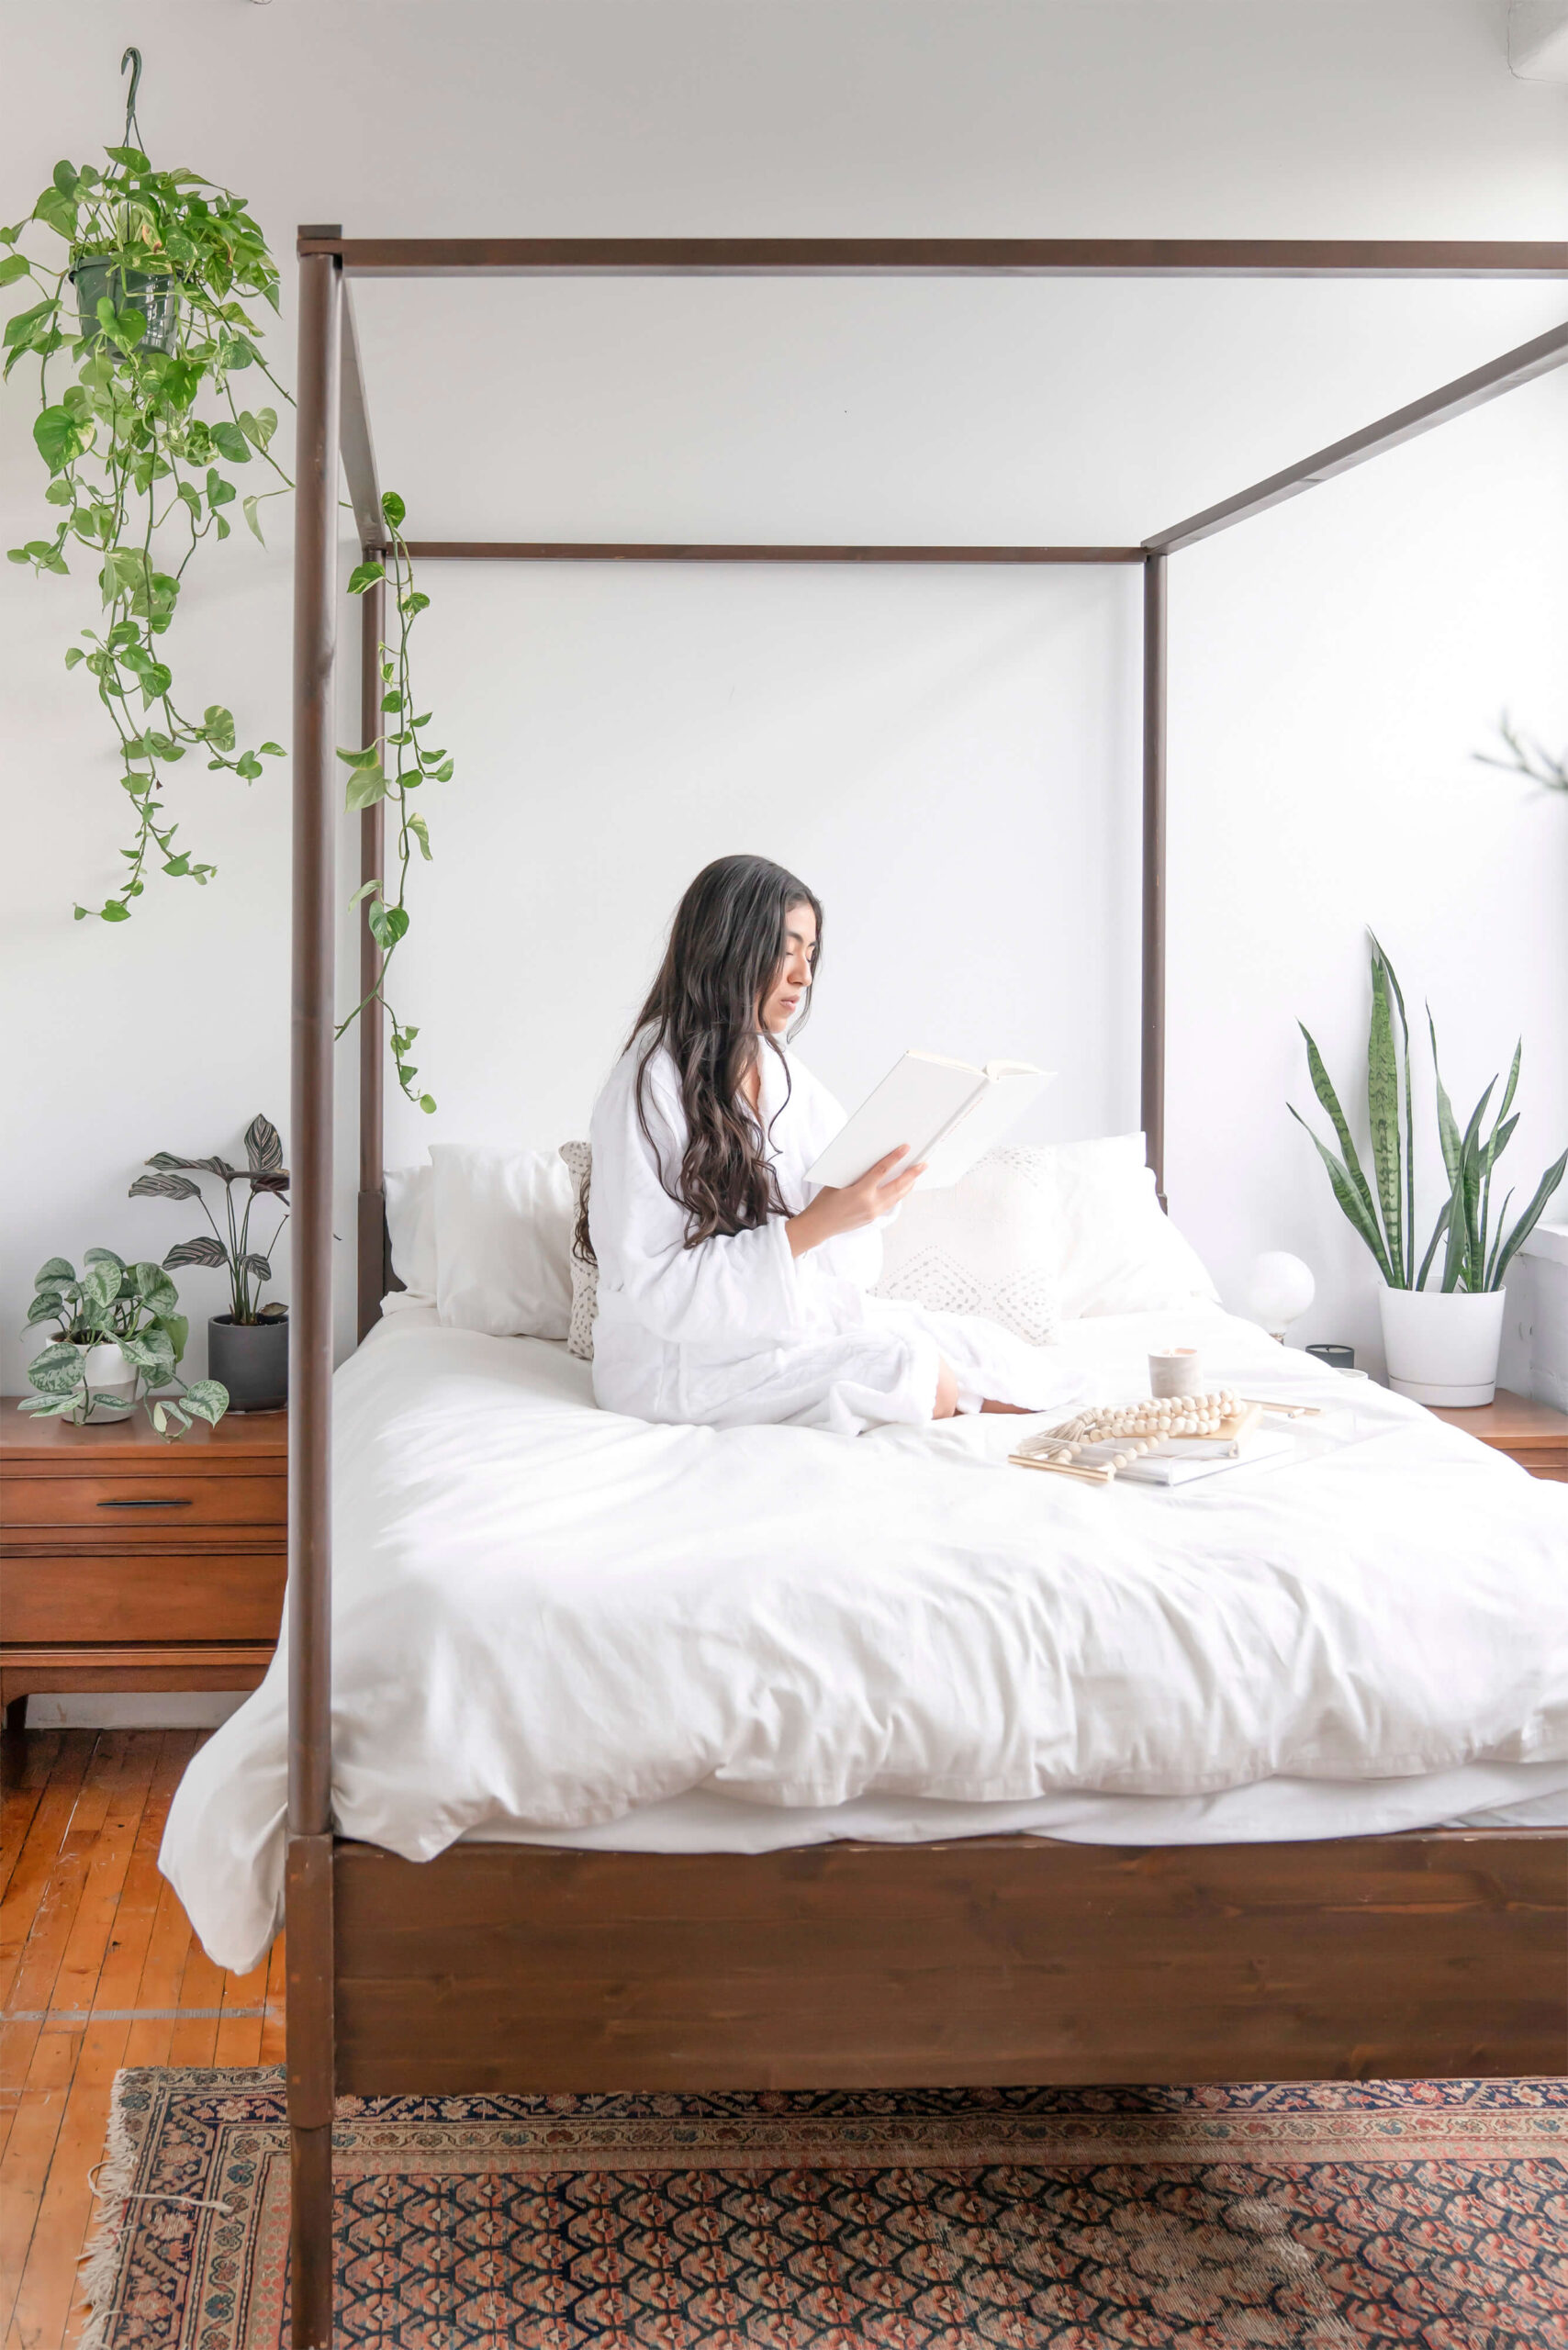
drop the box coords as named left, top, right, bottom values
left=788, top=1147, right=924, bottom=1258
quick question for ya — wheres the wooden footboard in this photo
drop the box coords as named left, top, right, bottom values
left=328, top=1827, right=1568, bottom=2095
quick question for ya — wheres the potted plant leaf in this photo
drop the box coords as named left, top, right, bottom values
left=1, top=50, right=288, bottom=923
left=131, top=1113, right=289, bottom=1412
left=1293, top=934, right=1567, bottom=1405
left=19, top=1251, right=227, bottom=1435
left=4, top=60, right=452, bottom=1121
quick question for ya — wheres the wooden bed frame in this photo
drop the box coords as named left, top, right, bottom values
left=285, top=234, right=1568, bottom=2346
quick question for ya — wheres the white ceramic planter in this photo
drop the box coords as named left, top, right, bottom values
left=1378, top=1287, right=1506, bottom=1408
left=74, top=1341, right=140, bottom=1424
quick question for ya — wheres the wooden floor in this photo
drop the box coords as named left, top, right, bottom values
left=0, top=1727, right=285, bottom=2350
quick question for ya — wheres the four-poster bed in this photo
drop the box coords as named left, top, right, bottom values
left=285, top=234, right=1568, bottom=2346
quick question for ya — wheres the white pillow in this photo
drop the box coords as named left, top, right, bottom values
left=1032, top=1135, right=1216, bottom=1317
left=877, top=1135, right=1215, bottom=1327
left=874, top=1151, right=1061, bottom=1345
left=558, top=1141, right=597, bottom=1361
left=384, top=1163, right=436, bottom=1301
left=431, top=1145, right=575, bottom=1340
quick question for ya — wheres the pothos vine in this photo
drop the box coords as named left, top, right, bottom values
left=3, top=54, right=448, bottom=1108
left=338, top=497, right=450, bottom=1113
left=3, top=51, right=291, bottom=920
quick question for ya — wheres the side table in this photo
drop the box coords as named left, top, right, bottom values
left=1, top=1400, right=286, bottom=1731
left=1427, top=1388, right=1568, bottom=1483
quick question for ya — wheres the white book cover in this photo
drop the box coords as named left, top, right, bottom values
left=806, top=1051, right=1052, bottom=1192
left=1114, top=1434, right=1295, bottom=1486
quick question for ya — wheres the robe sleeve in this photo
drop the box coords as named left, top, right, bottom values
left=588, top=1050, right=805, bottom=1348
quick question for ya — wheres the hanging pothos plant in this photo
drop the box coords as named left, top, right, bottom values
left=5, top=54, right=451, bottom=1107
left=337, top=494, right=449, bottom=1114
left=2, top=50, right=289, bottom=921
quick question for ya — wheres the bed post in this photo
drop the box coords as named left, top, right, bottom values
left=1140, top=548, right=1167, bottom=1208
left=287, top=230, right=342, bottom=2350
left=356, top=565, right=386, bottom=1342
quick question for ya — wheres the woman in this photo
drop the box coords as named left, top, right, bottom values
left=585, top=854, right=1070, bottom=1436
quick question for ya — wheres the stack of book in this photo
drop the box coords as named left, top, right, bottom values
left=1011, top=1400, right=1298, bottom=1487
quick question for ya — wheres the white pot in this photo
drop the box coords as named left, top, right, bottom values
left=1378, top=1287, right=1506, bottom=1408
left=74, top=1341, right=139, bottom=1425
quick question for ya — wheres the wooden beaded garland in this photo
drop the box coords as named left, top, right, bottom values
left=1033, top=1387, right=1242, bottom=1469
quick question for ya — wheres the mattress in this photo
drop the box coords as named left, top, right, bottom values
left=162, top=1301, right=1568, bottom=1975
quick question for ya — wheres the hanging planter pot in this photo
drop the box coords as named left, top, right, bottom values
left=207, top=1312, right=287, bottom=1414
left=1378, top=1287, right=1506, bottom=1409
left=71, top=257, right=181, bottom=356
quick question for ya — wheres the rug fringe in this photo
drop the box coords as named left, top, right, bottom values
left=75, top=2066, right=141, bottom=2350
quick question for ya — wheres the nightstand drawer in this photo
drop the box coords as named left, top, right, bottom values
left=2, top=1550, right=286, bottom=1643
left=3, top=1470, right=286, bottom=1534
left=1505, top=1452, right=1568, bottom=1482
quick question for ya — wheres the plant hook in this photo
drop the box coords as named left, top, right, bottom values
left=121, top=46, right=143, bottom=149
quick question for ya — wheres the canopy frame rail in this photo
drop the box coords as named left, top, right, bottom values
left=289, top=229, right=1568, bottom=2350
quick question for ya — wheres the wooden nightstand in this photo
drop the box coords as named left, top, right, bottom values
left=1428, top=1389, right=1568, bottom=1483
left=0, top=1400, right=286, bottom=1730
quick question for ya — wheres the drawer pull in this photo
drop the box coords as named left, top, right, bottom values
left=95, top=1496, right=194, bottom=1510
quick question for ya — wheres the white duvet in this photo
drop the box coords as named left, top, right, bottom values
left=162, top=1305, right=1568, bottom=1974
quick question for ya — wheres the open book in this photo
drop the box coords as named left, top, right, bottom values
left=806, top=1051, right=1052, bottom=1192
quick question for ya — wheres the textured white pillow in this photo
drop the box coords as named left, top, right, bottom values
left=558, top=1140, right=598, bottom=1361
left=876, top=1135, right=1215, bottom=1328
left=384, top=1163, right=436, bottom=1301
left=874, top=1150, right=1062, bottom=1344
left=431, top=1145, right=575, bottom=1340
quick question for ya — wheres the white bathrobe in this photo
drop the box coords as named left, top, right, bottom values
left=588, top=1035, right=1071, bottom=1436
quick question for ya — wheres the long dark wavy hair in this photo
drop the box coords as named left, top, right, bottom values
left=577, top=854, right=823, bottom=1263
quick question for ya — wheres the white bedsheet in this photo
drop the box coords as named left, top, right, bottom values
left=161, top=1304, right=1568, bottom=1974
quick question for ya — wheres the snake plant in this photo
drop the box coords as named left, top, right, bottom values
left=1292, top=934, right=1566, bottom=1292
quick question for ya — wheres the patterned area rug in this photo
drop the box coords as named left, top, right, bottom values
left=85, top=2072, right=1566, bottom=2348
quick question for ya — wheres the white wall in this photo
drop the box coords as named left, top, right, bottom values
left=3, top=0, right=1566, bottom=1408
left=1170, top=365, right=1568, bottom=1372
left=382, top=560, right=1141, bottom=1165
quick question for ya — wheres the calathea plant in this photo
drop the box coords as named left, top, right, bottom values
left=1293, top=933, right=1566, bottom=1292
left=20, top=1250, right=228, bottom=1435
left=2, top=50, right=288, bottom=921
left=131, top=1113, right=289, bottom=1321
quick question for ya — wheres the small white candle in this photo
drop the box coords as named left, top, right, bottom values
left=1148, top=1348, right=1203, bottom=1399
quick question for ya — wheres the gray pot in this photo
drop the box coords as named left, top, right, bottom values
left=208, top=1313, right=287, bottom=1414
left=72, top=258, right=181, bottom=356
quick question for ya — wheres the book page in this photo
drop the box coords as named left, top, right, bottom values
left=805, top=1052, right=988, bottom=1190
left=918, top=1068, right=1051, bottom=1187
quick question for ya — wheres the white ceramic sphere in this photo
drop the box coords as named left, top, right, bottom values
left=1248, top=1249, right=1316, bottom=1333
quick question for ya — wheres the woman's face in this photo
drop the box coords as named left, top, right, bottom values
left=759, top=900, right=818, bottom=1034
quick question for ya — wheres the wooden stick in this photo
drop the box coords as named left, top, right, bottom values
left=1010, top=1452, right=1114, bottom=1483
